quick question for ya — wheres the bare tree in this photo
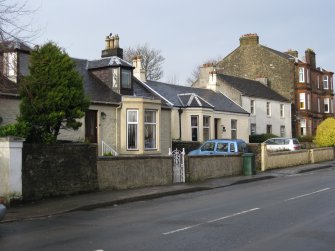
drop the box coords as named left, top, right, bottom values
left=0, top=0, right=36, bottom=43
left=186, top=56, right=222, bottom=86
left=0, top=1, right=37, bottom=126
left=124, top=43, right=165, bottom=81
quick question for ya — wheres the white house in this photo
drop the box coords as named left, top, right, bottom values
left=193, top=65, right=292, bottom=137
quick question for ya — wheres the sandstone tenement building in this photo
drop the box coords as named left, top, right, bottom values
left=215, top=34, right=334, bottom=137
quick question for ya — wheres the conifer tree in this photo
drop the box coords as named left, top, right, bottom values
left=19, top=42, right=89, bottom=143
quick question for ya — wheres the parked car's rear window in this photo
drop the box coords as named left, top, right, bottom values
left=217, top=143, right=228, bottom=152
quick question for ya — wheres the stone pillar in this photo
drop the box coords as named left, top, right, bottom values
left=260, top=143, right=267, bottom=171
left=309, top=149, right=314, bottom=164
left=0, top=137, right=25, bottom=202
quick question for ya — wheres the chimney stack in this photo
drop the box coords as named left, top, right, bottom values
left=133, top=55, right=146, bottom=82
left=285, top=49, right=298, bottom=58
left=305, top=48, right=316, bottom=68
left=101, top=33, right=123, bottom=58
left=239, top=33, right=259, bottom=46
left=207, top=69, right=217, bottom=91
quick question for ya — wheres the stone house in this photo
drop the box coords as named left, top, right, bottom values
left=133, top=71, right=250, bottom=143
left=215, top=33, right=334, bottom=137
left=0, top=36, right=172, bottom=156
left=0, top=41, right=31, bottom=126
left=193, top=66, right=292, bottom=137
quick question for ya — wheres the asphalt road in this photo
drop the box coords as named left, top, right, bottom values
left=1, top=168, right=335, bottom=251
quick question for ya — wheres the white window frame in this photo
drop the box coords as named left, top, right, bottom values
left=231, top=119, right=237, bottom=139
left=203, top=116, right=210, bottom=141
left=299, top=93, right=305, bottom=110
left=266, top=102, right=271, bottom=116
left=191, top=115, right=198, bottom=141
left=280, top=125, right=285, bottom=137
left=280, top=104, right=284, bottom=118
left=250, top=123, right=256, bottom=135
left=300, top=119, right=307, bottom=136
left=250, top=100, right=255, bottom=115
left=323, top=75, right=329, bottom=89
left=324, top=98, right=330, bottom=113
left=144, top=110, right=157, bottom=150
left=127, top=110, right=138, bottom=150
left=3, top=52, right=16, bottom=77
left=299, top=67, right=305, bottom=83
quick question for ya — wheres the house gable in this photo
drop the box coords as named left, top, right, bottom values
left=216, top=33, right=296, bottom=101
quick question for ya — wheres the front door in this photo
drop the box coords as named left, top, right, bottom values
left=85, top=110, right=98, bottom=143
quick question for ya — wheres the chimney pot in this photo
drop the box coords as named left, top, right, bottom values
left=240, top=33, right=259, bottom=46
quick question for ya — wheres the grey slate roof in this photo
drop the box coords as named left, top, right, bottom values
left=75, top=58, right=168, bottom=106
left=87, top=56, right=133, bottom=69
left=0, top=40, right=32, bottom=52
left=74, top=58, right=121, bottom=104
left=0, top=78, right=19, bottom=96
left=217, top=74, right=289, bottom=102
left=260, top=45, right=295, bottom=61
left=146, top=80, right=249, bottom=114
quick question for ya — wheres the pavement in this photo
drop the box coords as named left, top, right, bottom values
left=2, top=160, right=335, bottom=223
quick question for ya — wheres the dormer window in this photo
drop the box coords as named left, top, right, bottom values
left=121, top=69, right=131, bottom=89
left=3, top=52, right=17, bottom=78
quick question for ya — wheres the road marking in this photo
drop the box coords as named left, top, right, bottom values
left=206, top=208, right=260, bottom=223
left=285, top=188, right=330, bottom=201
left=163, top=208, right=260, bottom=235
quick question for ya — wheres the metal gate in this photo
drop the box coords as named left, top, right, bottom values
left=169, top=148, right=185, bottom=183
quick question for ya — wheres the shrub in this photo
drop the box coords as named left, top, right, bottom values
left=249, top=133, right=278, bottom=143
left=314, top=118, right=335, bottom=147
left=0, top=122, right=30, bottom=138
left=298, top=135, right=314, bottom=142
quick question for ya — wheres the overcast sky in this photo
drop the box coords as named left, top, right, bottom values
left=20, top=0, right=335, bottom=84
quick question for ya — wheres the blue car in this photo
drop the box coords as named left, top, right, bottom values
left=0, top=203, right=6, bottom=221
left=188, top=139, right=248, bottom=156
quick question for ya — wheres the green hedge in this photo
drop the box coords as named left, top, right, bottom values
left=249, top=133, right=278, bottom=143
left=0, top=122, right=30, bottom=138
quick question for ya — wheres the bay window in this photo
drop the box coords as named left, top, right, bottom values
left=323, top=76, right=329, bottom=89
left=203, top=116, right=210, bottom=141
left=299, top=67, right=305, bottom=83
left=191, top=116, right=198, bottom=141
left=299, top=93, right=305, bottom=109
left=144, top=110, right=157, bottom=149
left=324, top=98, right=330, bottom=113
left=127, top=110, right=138, bottom=149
